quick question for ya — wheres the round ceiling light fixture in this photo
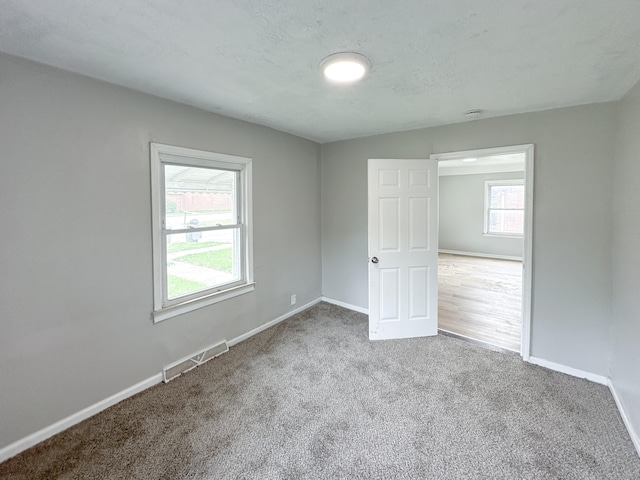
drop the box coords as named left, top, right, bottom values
left=320, top=52, right=371, bottom=83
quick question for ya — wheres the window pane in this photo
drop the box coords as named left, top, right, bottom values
left=489, top=185, right=524, bottom=209
left=164, top=165, right=237, bottom=230
left=166, top=229, right=241, bottom=300
left=489, top=210, right=524, bottom=235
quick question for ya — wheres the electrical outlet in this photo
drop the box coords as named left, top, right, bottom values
left=290, top=294, right=297, bottom=306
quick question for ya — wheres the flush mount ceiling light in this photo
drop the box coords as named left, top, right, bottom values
left=462, top=157, right=478, bottom=162
left=320, top=52, right=371, bottom=83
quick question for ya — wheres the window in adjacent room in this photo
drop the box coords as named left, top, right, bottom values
left=484, top=180, right=525, bottom=237
left=150, top=143, right=253, bottom=322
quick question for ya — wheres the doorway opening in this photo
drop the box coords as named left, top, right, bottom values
left=438, top=253, right=522, bottom=352
left=430, top=145, right=534, bottom=358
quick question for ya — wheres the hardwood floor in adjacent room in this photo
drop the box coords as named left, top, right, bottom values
left=438, top=253, right=522, bottom=352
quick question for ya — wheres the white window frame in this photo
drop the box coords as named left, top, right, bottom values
left=150, top=143, right=254, bottom=323
left=484, top=179, right=525, bottom=237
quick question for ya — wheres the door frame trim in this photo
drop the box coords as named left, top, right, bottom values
left=430, top=144, right=534, bottom=360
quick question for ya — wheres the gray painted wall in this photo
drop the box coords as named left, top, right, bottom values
left=611, top=78, right=640, bottom=442
left=2, top=49, right=636, bottom=455
left=0, top=53, right=322, bottom=450
left=439, top=172, right=524, bottom=257
left=321, top=103, right=616, bottom=377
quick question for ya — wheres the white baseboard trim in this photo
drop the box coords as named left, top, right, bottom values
left=321, top=296, right=369, bottom=315
left=608, top=381, right=640, bottom=458
left=524, top=357, right=640, bottom=455
left=7, top=302, right=634, bottom=466
left=0, top=299, right=325, bottom=464
left=438, top=249, right=522, bottom=261
left=0, top=373, right=163, bottom=464
left=227, top=297, right=322, bottom=347
left=527, top=356, right=608, bottom=385
left=319, top=298, right=639, bottom=460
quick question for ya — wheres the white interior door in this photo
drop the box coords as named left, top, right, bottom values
left=368, top=159, right=439, bottom=340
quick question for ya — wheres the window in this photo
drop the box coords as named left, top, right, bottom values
left=150, top=143, right=253, bottom=322
left=484, top=180, right=524, bottom=237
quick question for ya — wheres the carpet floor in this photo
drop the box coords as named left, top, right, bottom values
left=1, top=302, right=639, bottom=479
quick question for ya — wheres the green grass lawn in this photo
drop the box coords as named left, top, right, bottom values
left=178, top=247, right=233, bottom=273
left=167, top=241, right=224, bottom=253
left=167, top=275, right=207, bottom=299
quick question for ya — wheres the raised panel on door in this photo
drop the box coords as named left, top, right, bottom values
left=379, top=268, right=400, bottom=322
left=409, top=197, right=429, bottom=251
left=409, top=266, right=429, bottom=320
left=379, top=198, right=400, bottom=252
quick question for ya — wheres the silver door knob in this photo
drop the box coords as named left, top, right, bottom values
left=371, top=257, right=379, bottom=264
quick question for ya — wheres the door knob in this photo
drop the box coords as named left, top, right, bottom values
left=371, top=257, right=379, bottom=264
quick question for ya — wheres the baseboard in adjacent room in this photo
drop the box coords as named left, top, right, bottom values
left=609, top=382, right=640, bottom=458
left=0, top=373, right=163, bottom=464
left=321, top=296, right=369, bottom=315
left=438, top=249, right=522, bottom=261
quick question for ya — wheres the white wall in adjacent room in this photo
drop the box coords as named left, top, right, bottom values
left=439, top=171, right=525, bottom=258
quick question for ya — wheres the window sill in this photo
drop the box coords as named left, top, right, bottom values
left=153, top=282, right=255, bottom=323
left=483, top=233, right=524, bottom=239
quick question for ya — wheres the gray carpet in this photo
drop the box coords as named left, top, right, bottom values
left=1, top=302, right=639, bottom=479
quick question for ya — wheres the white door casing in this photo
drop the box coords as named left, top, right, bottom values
left=368, top=159, right=439, bottom=340
left=430, top=144, right=534, bottom=359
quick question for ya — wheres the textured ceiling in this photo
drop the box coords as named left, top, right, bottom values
left=2, top=1, right=640, bottom=143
